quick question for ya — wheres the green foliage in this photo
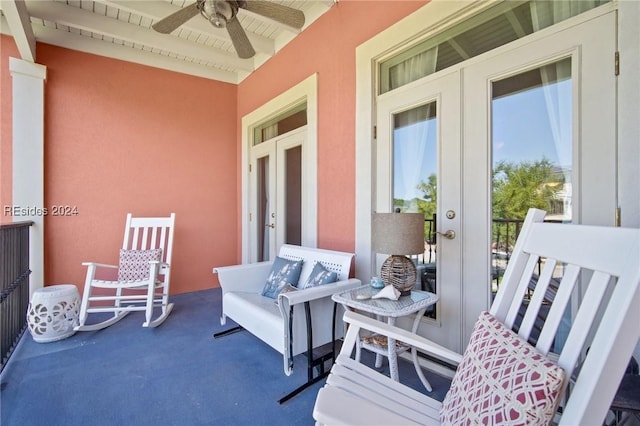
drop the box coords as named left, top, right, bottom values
left=416, top=173, right=437, bottom=218
left=492, top=158, right=564, bottom=220
left=392, top=161, right=563, bottom=245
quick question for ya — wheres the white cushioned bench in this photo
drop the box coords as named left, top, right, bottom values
left=213, top=244, right=361, bottom=401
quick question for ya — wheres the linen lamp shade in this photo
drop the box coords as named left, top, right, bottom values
left=372, top=213, right=425, bottom=295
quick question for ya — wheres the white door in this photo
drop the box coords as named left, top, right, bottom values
left=249, top=128, right=305, bottom=262
left=376, top=11, right=616, bottom=351
left=461, top=11, right=617, bottom=345
left=376, top=71, right=462, bottom=351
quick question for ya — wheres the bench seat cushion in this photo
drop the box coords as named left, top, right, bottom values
left=223, top=292, right=284, bottom=353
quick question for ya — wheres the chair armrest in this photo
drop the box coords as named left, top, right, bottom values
left=276, top=278, right=362, bottom=376
left=82, top=262, right=118, bottom=269
left=214, top=261, right=274, bottom=294
left=278, top=278, right=362, bottom=306
left=341, top=309, right=463, bottom=367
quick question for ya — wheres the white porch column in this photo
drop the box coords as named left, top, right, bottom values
left=9, top=57, right=46, bottom=295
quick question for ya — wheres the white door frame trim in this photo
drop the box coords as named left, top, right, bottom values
left=241, top=74, right=318, bottom=263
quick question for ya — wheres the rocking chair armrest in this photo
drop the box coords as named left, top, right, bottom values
left=81, top=262, right=118, bottom=269
left=342, top=310, right=464, bottom=367
left=278, top=278, right=362, bottom=306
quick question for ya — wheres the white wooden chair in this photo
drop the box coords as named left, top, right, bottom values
left=314, top=208, right=640, bottom=425
left=75, top=213, right=176, bottom=331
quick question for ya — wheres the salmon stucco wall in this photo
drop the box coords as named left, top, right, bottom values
left=237, top=0, right=427, bottom=254
left=30, top=43, right=236, bottom=294
left=2, top=1, right=427, bottom=295
left=0, top=35, right=18, bottom=220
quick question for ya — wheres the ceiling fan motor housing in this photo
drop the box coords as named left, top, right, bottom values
left=199, top=0, right=239, bottom=28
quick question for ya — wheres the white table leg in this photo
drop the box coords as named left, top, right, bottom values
left=375, top=314, right=384, bottom=368
left=411, top=308, right=432, bottom=392
left=387, top=317, right=399, bottom=381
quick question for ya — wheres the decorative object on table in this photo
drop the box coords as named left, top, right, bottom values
left=27, top=284, right=80, bottom=343
left=372, top=212, right=425, bottom=295
left=372, top=284, right=401, bottom=301
left=370, top=276, right=385, bottom=289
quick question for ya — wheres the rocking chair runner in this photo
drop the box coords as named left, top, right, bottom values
left=75, top=213, right=176, bottom=331
left=313, top=208, right=640, bottom=425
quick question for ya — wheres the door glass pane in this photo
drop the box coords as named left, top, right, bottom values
left=285, top=146, right=302, bottom=245
left=379, top=0, right=609, bottom=94
left=257, top=156, right=269, bottom=262
left=392, top=101, right=438, bottom=317
left=253, top=103, right=307, bottom=145
left=491, top=58, right=572, bottom=298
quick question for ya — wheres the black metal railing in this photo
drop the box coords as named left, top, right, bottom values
left=491, top=217, right=563, bottom=290
left=1, top=221, right=33, bottom=372
left=412, top=216, right=564, bottom=319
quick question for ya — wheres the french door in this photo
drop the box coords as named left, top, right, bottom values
left=376, top=11, right=616, bottom=351
left=249, top=128, right=305, bottom=262
left=376, top=71, right=462, bottom=351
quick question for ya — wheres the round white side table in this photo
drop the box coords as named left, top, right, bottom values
left=27, top=284, right=80, bottom=343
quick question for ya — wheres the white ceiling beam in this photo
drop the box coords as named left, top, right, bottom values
left=31, top=23, right=239, bottom=83
left=447, top=37, right=471, bottom=60
left=240, top=8, right=300, bottom=34
left=25, top=0, right=255, bottom=72
left=101, top=0, right=274, bottom=55
left=1, top=0, right=36, bottom=61
left=505, top=9, right=527, bottom=38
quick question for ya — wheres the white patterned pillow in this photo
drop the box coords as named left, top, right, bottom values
left=117, top=249, right=162, bottom=282
left=440, top=311, right=565, bottom=426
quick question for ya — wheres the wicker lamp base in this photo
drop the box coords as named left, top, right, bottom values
left=380, top=255, right=416, bottom=296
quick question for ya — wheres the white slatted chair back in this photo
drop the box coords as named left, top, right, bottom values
left=490, top=208, right=640, bottom=424
left=123, top=213, right=176, bottom=277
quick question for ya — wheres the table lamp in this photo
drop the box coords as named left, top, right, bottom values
left=372, top=212, right=425, bottom=295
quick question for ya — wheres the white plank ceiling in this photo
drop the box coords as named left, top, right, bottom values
left=0, top=0, right=335, bottom=83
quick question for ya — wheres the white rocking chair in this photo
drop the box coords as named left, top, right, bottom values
left=75, top=213, right=176, bottom=331
left=314, top=208, right=640, bottom=425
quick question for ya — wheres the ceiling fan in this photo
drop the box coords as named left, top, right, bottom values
left=152, top=1, right=306, bottom=59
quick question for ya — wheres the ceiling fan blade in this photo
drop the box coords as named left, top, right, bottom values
left=226, top=17, right=256, bottom=59
left=152, top=2, right=200, bottom=34
left=242, top=1, right=305, bottom=29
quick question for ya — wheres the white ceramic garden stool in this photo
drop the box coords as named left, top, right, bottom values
left=27, top=284, right=80, bottom=343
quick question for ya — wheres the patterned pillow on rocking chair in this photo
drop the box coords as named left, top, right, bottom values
left=117, top=249, right=163, bottom=282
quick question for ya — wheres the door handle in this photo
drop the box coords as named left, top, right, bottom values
left=266, top=223, right=275, bottom=229
left=434, top=230, right=455, bottom=240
